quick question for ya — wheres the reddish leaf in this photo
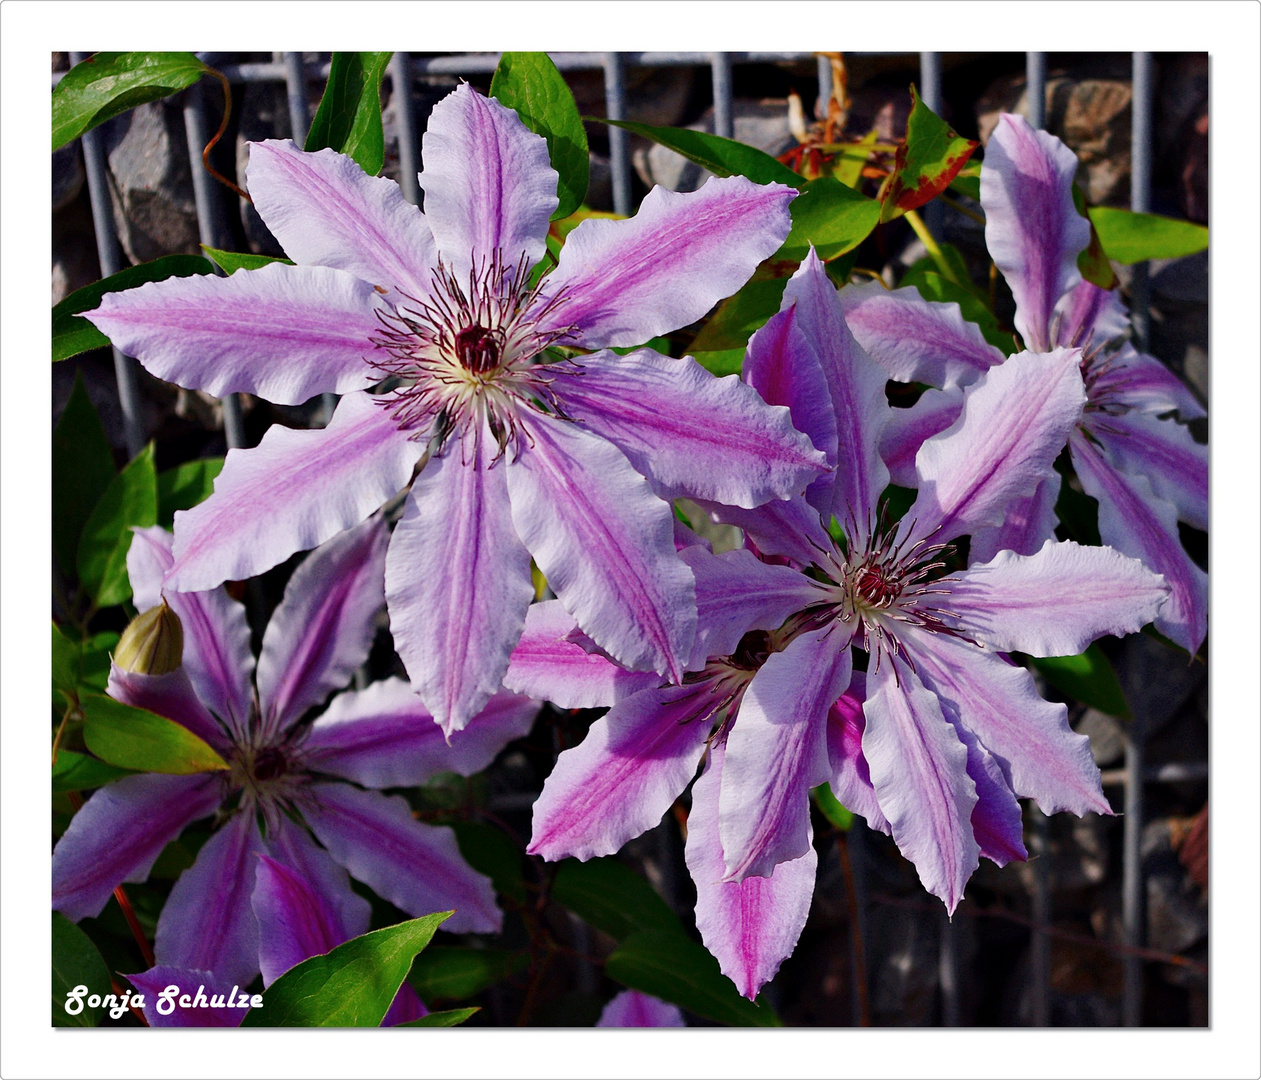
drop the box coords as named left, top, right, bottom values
left=878, top=86, right=979, bottom=223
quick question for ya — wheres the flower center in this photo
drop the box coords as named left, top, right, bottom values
left=728, top=629, right=774, bottom=671
left=853, top=563, right=901, bottom=609
left=454, top=324, right=504, bottom=374
left=252, top=746, right=287, bottom=783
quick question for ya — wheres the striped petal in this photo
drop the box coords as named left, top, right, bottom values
left=1090, top=409, right=1208, bottom=530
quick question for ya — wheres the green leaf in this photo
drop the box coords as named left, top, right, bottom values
left=598, top=118, right=804, bottom=188
left=158, top=458, right=224, bottom=527
left=242, top=912, right=450, bottom=1027
left=408, top=946, right=528, bottom=1001
left=75, top=443, right=158, bottom=608
left=1088, top=206, right=1208, bottom=265
left=200, top=245, right=292, bottom=274
left=52, top=623, right=81, bottom=705
left=948, top=160, right=982, bottom=201
left=692, top=348, right=746, bottom=377
left=1071, top=184, right=1118, bottom=290
left=305, top=52, right=392, bottom=175
left=53, top=254, right=215, bottom=362
left=811, top=783, right=854, bottom=831
left=551, top=857, right=681, bottom=940
left=82, top=693, right=229, bottom=774
left=395, top=1006, right=479, bottom=1027
left=52, top=373, right=116, bottom=574
left=491, top=52, right=589, bottom=220
left=52, top=52, right=208, bottom=151
left=451, top=821, right=527, bottom=905
left=53, top=749, right=136, bottom=793
left=832, top=129, right=878, bottom=189
left=1029, top=644, right=1132, bottom=720
left=878, top=85, right=979, bottom=223
left=606, top=929, right=780, bottom=1027
left=690, top=277, right=788, bottom=353
left=79, top=631, right=120, bottom=692
left=52, top=913, right=113, bottom=1026
left=778, top=177, right=881, bottom=262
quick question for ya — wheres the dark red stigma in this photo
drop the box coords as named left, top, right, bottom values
left=253, top=747, right=287, bottom=782
left=454, top=324, right=503, bottom=374
left=729, top=630, right=773, bottom=671
left=855, top=564, right=900, bottom=608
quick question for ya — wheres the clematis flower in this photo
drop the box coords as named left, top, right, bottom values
left=596, top=989, right=685, bottom=1027
left=84, top=83, right=826, bottom=735
left=837, top=112, right=1207, bottom=654
left=52, top=516, right=540, bottom=989
left=509, top=252, right=1167, bottom=999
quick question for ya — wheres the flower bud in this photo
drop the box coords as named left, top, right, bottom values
left=114, top=602, right=184, bottom=675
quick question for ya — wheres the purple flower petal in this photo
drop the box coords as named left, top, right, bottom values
left=85, top=262, right=387, bottom=405
left=256, top=516, right=389, bottom=738
left=537, top=176, right=795, bottom=349
left=1092, top=345, right=1206, bottom=420
left=165, top=391, right=423, bottom=593
left=862, top=651, right=979, bottom=912
left=246, top=139, right=438, bottom=297
left=125, top=966, right=244, bottom=1027
left=127, top=526, right=254, bottom=740
left=252, top=855, right=349, bottom=987
left=743, top=304, right=839, bottom=515
left=154, top=812, right=266, bottom=987
left=52, top=773, right=223, bottom=921
left=968, top=474, right=1061, bottom=564
left=301, top=782, right=501, bottom=934
left=680, top=545, right=824, bottom=669
left=943, top=539, right=1168, bottom=657
left=266, top=816, right=371, bottom=949
left=896, top=623, right=1111, bottom=817
left=719, top=626, right=851, bottom=880
left=952, top=721, right=1028, bottom=867
left=904, top=347, right=1085, bottom=545
left=879, top=386, right=965, bottom=489
left=782, top=252, right=890, bottom=543
left=824, top=674, right=890, bottom=834
left=597, top=988, right=686, bottom=1027
left=1070, top=431, right=1208, bottom=655
left=527, top=683, right=715, bottom=862
left=304, top=677, right=539, bottom=788
left=502, top=600, right=661, bottom=709
left=383, top=983, right=430, bottom=1026
left=686, top=742, right=816, bottom=1000
left=1090, top=410, right=1208, bottom=530
left=386, top=430, right=534, bottom=736
left=707, top=493, right=834, bottom=570
left=1052, top=279, right=1130, bottom=351
left=545, top=349, right=827, bottom=509
left=106, top=665, right=227, bottom=752
left=981, top=113, right=1090, bottom=352
left=838, top=280, right=1004, bottom=389
left=506, top=412, right=696, bottom=682
left=418, top=83, right=557, bottom=281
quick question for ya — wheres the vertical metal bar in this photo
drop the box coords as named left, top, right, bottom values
left=389, top=52, right=422, bottom=207
left=602, top=52, right=632, bottom=216
left=710, top=52, right=733, bottom=139
left=917, top=53, right=945, bottom=238
left=182, top=75, right=247, bottom=450
left=1122, top=718, right=1146, bottom=1026
left=69, top=51, right=144, bottom=459
left=815, top=53, right=833, bottom=123
left=1129, top=52, right=1154, bottom=350
left=1026, top=52, right=1046, bottom=129
left=1030, top=805, right=1052, bottom=1025
left=281, top=51, right=310, bottom=144
left=938, top=911, right=959, bottom=1026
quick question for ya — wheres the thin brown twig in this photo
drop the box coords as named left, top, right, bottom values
left=836, top=834, right=871, bottom=1026
left=201, top=67, right=251, bottom=203
left=111, top=976, right=150, bottom=1026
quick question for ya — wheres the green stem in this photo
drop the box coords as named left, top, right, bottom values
left=903, top=208, right=961, bottom=286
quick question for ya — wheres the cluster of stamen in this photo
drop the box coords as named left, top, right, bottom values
left=681, top=629, right=786, bottom=745
left=368, top=249, right=580, bottom=459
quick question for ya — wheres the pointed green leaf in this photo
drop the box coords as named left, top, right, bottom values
left=52, top=52, right=208, bottom=151
left=305, top=52, right=392, bottom=176
left=52, top=914, right=113, bottom=1026
left=394, top=1006, right=479, bottom=1027
left=53, top=254, right=215, bottom=362
left=75, top=443, right=158, bottom=608
left=606, top=929, right=781, bottom=1027
left=692, top=348, right=746, bottom=377
left=1071, top=184, right=1118, bottom=290
left=778, top=177, right=881, bottom=262
left=52, top=373, right=116, bottom=574
left=53, top=749, right=136, bottom=793
left=241, top=912, right=451, bottom=1027
left=551, top=857, right=681, bottom=940
left=689, top=277, right=788, bottom=353
left=811, top=783, right=854, bottom=831
left=82, top=693, right=229, bottom=774
left=408, top=946, right=528, bottom=1001
left=947, top=160, right=982, bottom=201
left=52, top=623, right=81, bottom=705
left=79, top=631, right=121, bottom=693
left=1087, top=206, right=1208, bottom=265
left=491, top=52, right=589, bottom=220
left=598, top=118, right=804, bottom=188
left=158, top=458, right=224, bottom=527
left=832, top=129, right=879, bottom=189
left=1029, top=643, right=1132, bottom=720
left=200, top=245, right=292, bottom=274
left=878, top=85, right=979, bottom=223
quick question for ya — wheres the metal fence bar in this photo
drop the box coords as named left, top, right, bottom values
left=918, top=53, right=944, bottom=237
left=1026, top=52, right=1046, bottom=129
left=1030, top=806, right=1052, bottom=1025
left=68, top=52, right=145, bottom=460
left=390, top=52, right=422, bottom=207
left=281, top=51, right=311, bottom=144
left=1129, top=52, right=1154, bottom=349
left=710, top=52, right=734, bottom=139
left=816, top=54, right=834, bottom=122
left=602, top=53, right=632, bottom=216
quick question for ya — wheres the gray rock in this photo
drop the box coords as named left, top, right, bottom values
left=52, top=142, right=84, bottom=212
left=1142, top=818, right=1208, bottom=955
left=1077, top=708, right=1126, bottom=767
left=1115, top=633, right=1206, bottom=739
